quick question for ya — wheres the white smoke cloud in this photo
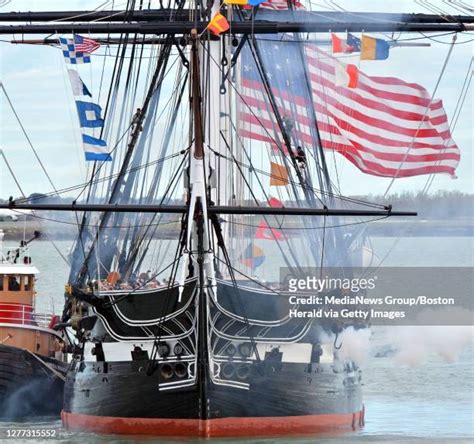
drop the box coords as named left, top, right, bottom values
left=388, top=325, right=474, bottom=366
left=338, top=326, right=372, bottom=365
left=321, top=326, right=372, bottom=365
left=321, top=320, right=473, bottom=367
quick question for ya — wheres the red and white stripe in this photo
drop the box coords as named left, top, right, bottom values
left=75, top=37, right=100, bottom=54
left=238, top=45, right=460, bottom=178
left=260, top=0, right=305, bottom=10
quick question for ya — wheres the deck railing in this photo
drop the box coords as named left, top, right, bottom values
left=0, top=304, right=55, bottom=328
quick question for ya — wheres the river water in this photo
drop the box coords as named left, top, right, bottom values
left=0, top=236, right=473, bottom=443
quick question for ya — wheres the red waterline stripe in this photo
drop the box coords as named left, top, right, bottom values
left=62, top=410, right=363, bottom=437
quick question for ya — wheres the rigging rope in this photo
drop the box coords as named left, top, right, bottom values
left=15, top=151, right=186, bottom=204
left=224, top=214, right=390, bottom=231
left=421, top=56, right=473, bottom=195
left=0, top=83, right=58, bottom=193
left=218, top=131, right=300, bottom=270
left=0, top=150, right=70, bottom=266
left=208, top=146, right=386, bottom=209
left=383, top=33, right=457, bottom=198
left=10, top=208, right=180, bottom=230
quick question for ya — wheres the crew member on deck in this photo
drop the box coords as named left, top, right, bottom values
left=118, top=249, right=127, bottom=275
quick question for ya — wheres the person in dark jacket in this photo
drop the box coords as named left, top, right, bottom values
left=295, top=146, right=307, bottom=170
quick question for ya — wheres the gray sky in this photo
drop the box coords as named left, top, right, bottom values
left=0, top=0, right=472, bottom=199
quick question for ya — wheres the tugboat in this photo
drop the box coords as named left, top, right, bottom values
left=0, top=229, right=67, bottom=419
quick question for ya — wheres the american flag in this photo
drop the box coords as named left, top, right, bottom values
left=260, top=0, right=305, bottom=10
left=74, top=34, right=100, bottom=54
left=238, top=38, right=460, bottom=178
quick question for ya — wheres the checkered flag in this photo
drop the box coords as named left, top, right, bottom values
left=59, top=37, right=91, bottom=64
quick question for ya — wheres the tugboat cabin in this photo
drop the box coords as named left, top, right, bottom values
left=0, top=240, right=65, bottom=360
left=0, top=229, right=68, bottom=419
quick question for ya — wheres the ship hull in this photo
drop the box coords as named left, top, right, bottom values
left=62, top=359, right=363, bottom=437
left=62, top=279, right=364, bottom=437
left=0, top=344, right=67, bottom=420
left=62, top=411, right=363, bottom=437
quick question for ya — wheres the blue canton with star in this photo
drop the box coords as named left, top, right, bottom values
left=242, top=37, right=311, bottom=103
left=347, top=33, right=361, bottom=52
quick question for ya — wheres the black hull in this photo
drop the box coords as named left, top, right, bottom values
left=63, top=282, right=364, bottom=436
left=65, top=362, right=360, bottom=418
left=0, top=344, right=67, bottom=420
left=63, top=358, right=363, bottom=436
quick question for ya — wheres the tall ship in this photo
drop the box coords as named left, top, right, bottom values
left=0, top=0, right=470, bottom=438
left=0, top=229, right=67, bottom=419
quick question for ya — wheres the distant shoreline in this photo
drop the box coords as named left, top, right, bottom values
left=1, top=219, right=472, bottom=241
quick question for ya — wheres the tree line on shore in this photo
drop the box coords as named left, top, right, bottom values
left=352, top=191, right=474, bottom=219
left=1, top=190, right=473, bottom=220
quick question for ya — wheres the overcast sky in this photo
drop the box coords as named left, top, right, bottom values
left=0, top=0, right=472, bottom=199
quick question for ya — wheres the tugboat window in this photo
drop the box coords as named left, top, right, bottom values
left=24, top=275, right=32, bottom=291
left=8, top=276, right=21, bottom=291
left=0, top=274, right=3, bottom=291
